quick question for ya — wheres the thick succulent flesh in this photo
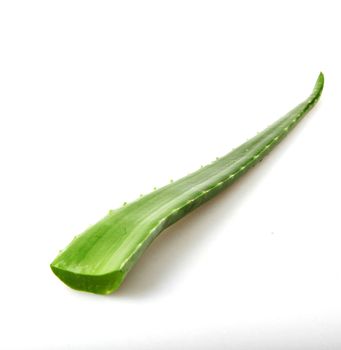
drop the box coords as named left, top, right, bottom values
left=51, top=73, right=324, bottom=294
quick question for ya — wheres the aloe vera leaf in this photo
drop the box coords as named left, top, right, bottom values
left=51, top=73, right=324, bottom=294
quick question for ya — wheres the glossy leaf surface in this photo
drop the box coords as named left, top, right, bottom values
left=51, top=73, right=324, bottom=294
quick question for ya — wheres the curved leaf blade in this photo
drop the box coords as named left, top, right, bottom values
left=51, top=73, right=324, bottom=294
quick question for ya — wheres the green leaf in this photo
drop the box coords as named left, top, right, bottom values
left=51, top=73, right=324, bottom=294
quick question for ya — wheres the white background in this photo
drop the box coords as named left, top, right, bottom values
left=0, top=1, right=340, bottom=349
